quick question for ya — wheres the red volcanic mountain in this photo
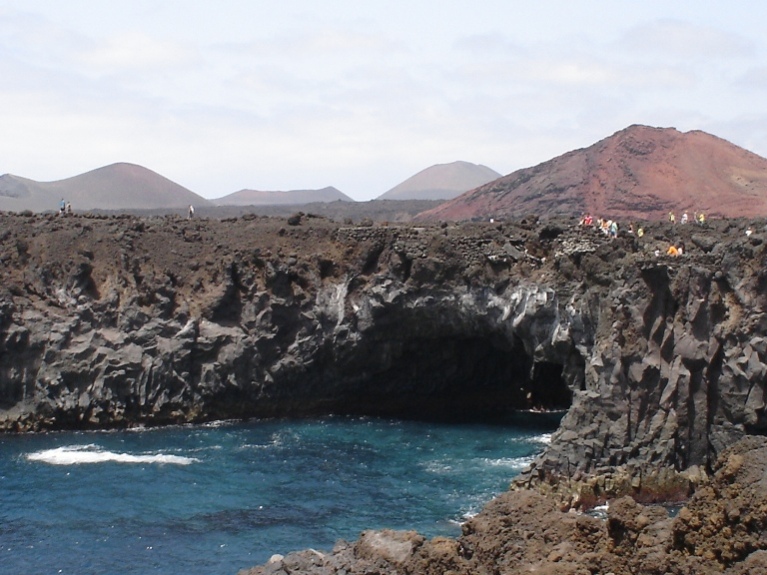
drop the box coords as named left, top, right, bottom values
left=0, top=163, right=210, bottom=212
left=417, top=125, right=767, bottom=221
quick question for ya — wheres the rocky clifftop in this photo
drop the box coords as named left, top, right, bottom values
left=2, top=210, right=767, bottom=572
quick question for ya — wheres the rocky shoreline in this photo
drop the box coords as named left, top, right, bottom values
left=239, top=436, right=767, bottom=575
left=1, top=210, right=767, bottom=573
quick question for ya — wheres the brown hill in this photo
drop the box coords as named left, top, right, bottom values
left=212, top=186, right=353, bottom=206
left=376, top=161, right=501, bottom=200
left=417, top=125, right=767, bottom=221
left=0, top=163, right=210, bottom=212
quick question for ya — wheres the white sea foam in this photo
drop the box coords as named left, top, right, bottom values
left=482, top=455, right=536, bottom=469
left=26, top=444, right=199, bottom=466
left=422, top=460, right=454, bottom=474
left=200, top=419, right=240, bottom=429
left=424, top=454, right=538, bottom=474
left=238, top=434, right=284, bottom=451
left=534, top=433, right=553, bottom=444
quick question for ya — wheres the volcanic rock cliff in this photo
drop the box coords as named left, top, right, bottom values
left=3, top=211, right=767, bottom=573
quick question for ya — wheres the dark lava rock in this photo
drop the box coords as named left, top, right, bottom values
left=3, top=211, right=767, bottom=574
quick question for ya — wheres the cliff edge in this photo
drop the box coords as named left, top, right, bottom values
left=2, top=210, right=767, bottom=573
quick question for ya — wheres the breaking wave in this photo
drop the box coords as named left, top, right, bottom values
left=535, top=433, right=553, bottom=444
left=26, top=444, right=199, bottom=466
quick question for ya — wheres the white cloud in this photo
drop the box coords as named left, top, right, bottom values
left=78, top=32, right=198, bottom=72
left=619, top=19, right=754, bottom=61
left=453, top=33, right=527, bottom=57
left=736, top=66, right=767, bottom=90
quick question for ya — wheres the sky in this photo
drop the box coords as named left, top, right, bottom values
left=2, top=1, right=767, bottom=201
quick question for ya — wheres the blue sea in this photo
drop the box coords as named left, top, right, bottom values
left=0, top=415, right=559, bottom=575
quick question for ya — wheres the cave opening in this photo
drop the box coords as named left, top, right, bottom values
left=325, top=332, right=574, bottom=423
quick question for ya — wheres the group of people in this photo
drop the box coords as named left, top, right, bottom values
left=579, top=214, right=621, bottom=238
left=579, top=211, right=698, bottom=258
left=58, top=198, right=72, bottom=216
left=581, top=210, right=706, bottom=234
left=668, top=211, right=705, bottom=225
left=663, top=242, right=685, bottom=257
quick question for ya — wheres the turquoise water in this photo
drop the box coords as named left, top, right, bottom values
left=0, top=415, right=558, bottom=575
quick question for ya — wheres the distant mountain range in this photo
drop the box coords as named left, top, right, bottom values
left=0, top=163, right=209, bottom=212
left=376, top=161, right=501, bottom=200
left=5, top=126, right=767, bottom=220
left=418, top=125, right=767, bottom=221
left=212, top=186, right=352, bottom=206
left=0, top=161, right=495, bottom=213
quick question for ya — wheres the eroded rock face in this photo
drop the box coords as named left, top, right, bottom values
left=0, top=214, right=575, bottom=432
left=1, top=212, right=767, bottom=499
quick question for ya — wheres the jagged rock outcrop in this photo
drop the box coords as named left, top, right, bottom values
left=3, top=211, right=767, bottom=574
left=519, top=218, right=767, bottom=507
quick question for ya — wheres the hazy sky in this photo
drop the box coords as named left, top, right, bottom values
left=2, top=1, right=767, bottom=200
